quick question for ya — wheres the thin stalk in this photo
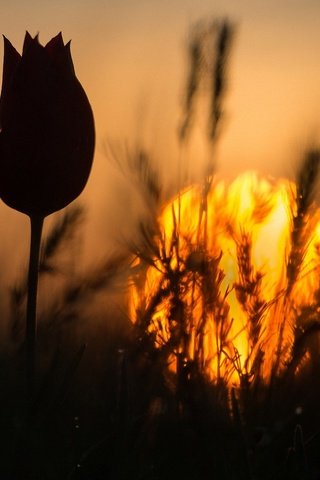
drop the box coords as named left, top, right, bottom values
left=26, top=214, right=44, bottom=404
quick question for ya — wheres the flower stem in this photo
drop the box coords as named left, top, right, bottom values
left=26, top=214, right=44, bottom=404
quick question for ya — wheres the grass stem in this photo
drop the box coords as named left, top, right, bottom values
left=26, top=214, right=44, bottom=404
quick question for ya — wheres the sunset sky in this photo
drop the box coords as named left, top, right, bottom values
left=1, top=0, right=320, bottom=276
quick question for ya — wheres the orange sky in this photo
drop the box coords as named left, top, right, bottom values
left=1, top=0, right=320, bottom=280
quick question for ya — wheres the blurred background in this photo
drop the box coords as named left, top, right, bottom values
left=1, top=0, right=320, bottom=283
left=1, top=5, right=320, bottom=477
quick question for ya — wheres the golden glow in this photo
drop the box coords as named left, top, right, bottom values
left=129, top=172, right=320, bottom=386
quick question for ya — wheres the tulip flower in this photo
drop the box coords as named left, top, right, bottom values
left=0, top=32, right=95, bottom=403
left=0, top=32, right=95, bottom=216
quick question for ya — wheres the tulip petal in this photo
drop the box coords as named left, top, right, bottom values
left=65, top=41, right=75, bottom=76
left=19, top=36, right=51, bottom=90
left=0, top=37, right=21, bottom=125
left=1, top=36, right=21, bottom=88
left=45, top=32, right=64, bottom=52
left=22, top=31, right=34, bottom=54
left=45, top=33, right=75, bottom=78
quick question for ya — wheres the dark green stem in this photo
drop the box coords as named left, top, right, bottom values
left=26, top=214, right=44, bottom=404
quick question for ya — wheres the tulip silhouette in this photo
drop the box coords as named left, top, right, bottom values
left=0, top=32, right=95, bottom=404
left=0, top=32, right=95, bottom=216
